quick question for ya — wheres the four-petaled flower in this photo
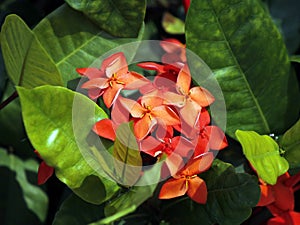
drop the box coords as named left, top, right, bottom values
left=159, top=152, right=214, bottom=204
left=77, top=52, right=148, bottom=108
left=120, top=95, right=180, bottom=140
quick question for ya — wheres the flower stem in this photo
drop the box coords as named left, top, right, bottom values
left=0, top=91, right=18, bottom=110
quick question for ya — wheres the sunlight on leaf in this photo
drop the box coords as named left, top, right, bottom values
left=236, top=130, right=289, bottom=184
left=17, top=85, right=119, bottom=204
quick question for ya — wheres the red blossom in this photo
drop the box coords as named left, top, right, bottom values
left=34, top=150, right=54, bottom=185
left=159, top=152, right=213, bottom=204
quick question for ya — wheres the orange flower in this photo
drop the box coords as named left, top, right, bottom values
left=93, top=118, right=117, bottom=141
left=77, top=52, right=148, bottom=108
left=166, top=64, right=215, bottom=127
left=160, top=38, right=186, bottom=65
left=159, top=152, right=213, bottom=204
left=257, top=172, right=300, bottom=225
left=120, top=95, right=180, bottom=140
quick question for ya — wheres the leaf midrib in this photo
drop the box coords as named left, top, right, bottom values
left=208, top=1, right=270, bottom=133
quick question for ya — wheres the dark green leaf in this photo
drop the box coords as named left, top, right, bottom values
left=0, top=82, right=33, bottom=157
left=52, top=193, right=105, bottom=225
left=281, top=119, right=300, bottom=171
left=17, top=85, right=119, bottom=204
left=236, top=130, right=289, bottom=184
left=162, top=160, right=260, bottom=225
left=33, top=4, right=145, bottom=85
left=0, top=14, right=63, bottom=88
left=97, top=164, right=161, bottom=225
left=113, top=122, right=142, bottom=186
left=64, top=0, right=146, bottom=38
left=185, top=0, right=300, bottom=138
left=0, top=149, right=48, bottom=222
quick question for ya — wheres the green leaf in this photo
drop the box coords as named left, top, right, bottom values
left=0, top=14, right=63, bottom=88
left=0, top=149, right=48, bottom=222
left=113, top=122, right=142, bottom=186
left=52, top=194, right=105, bottom=225
left=290, top=55, right=300, bottom=63
left=281, top=119, right=300, bottom=171
left=162, top=12, right=185, bottom=35
left=236, top=130, right=289, bottom=184
left=185, top=0, right=300, bottom=137
left=33, top=4, right=145, bottom=85
left=162, top=160, right=260, bottom=225
left=98, top=164, right=162, bottom=225
left=17, top=85, right=119, bottom=204
left=64, top=0, right=146, bottom=38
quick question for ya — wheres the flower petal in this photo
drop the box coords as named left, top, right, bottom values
left=190, top=86, right=215, bottom=107
left=257, top=184, right=275, bottom=206
left=134, top=116, right=156, bottom=140
left=122, top=71, right=150, bottom=89
left=37, top=161, right=54, bottom=185
left=111, top=97, right=131, bottom=125
left=137, top=62, right=165, bottom=73
left=101, top=52, right=128, bottom=77
left=176, top=64, right=191, bottom=95
left=159, top=177, right=187, bottom=199
left=76, top=67, right=104, bottom=80
left=171, top=136, right=194, bottom=158
left=182, top=152, right=214, bottom=176
left=93, top=119, right=117, bottom=141
left=206, top=126, right=228, bottom=150
left=120, top=98, right=145, bottom=118
left=81, top=78, right=109, bottom=89
left=102, top=83, right=124, bottom=108
left=160, top=39, right=185, bottom=53
left=165, top=152, right=185, bottom=176
left=152, top=106, right=180, bottom=126
left=139, top=136, right=163, bottom=157
left=87, top=88, right=104, bottom=100
left=187, top=177, right=207, bottom=204
left=180, top=99, right=201, bottom=128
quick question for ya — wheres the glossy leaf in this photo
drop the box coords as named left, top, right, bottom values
left=64, top=0, right=146, bottom=38
left=162, top=160, right=260, bottom=225
left=33, top=4, right=145, bottom=85
left=0, top=149, right=48, bottom=222
left=113, top=122, right=142, bottom=186
left=281, top=119, right=300, bottom=171
left=17, top=85, right=119, bottom=204
left=52, top=194, right=105, bottom=225
left=236, top=130, right=289, bottom=185
left=0, top=14, right=63, bottom=88
left=99, top=164, right=162, bottom=225
left=185, top=0, right=300, bottom=138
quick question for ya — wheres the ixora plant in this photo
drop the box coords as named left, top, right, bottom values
left=0, top=0, right=300, bottom=225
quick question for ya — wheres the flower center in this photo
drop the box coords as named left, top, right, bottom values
left=109, top=73, right=125, bottom=87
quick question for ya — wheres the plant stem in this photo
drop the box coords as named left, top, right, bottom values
left=0, top=91, right=18, bottom=110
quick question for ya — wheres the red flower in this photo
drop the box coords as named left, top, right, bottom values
left=159, top=152, right=213, bottom=204
left=77, top=52, right=148, bottom=108
left=257, top=172, right=300, bottom=225
left=120, top=95, right=180, bottom=140
left=34, top=150, right=54, bottom=185
left=167, top=64, right=215, bottom=128
left=139, top=125, right=194, bottom=175
left=93, top=118, right=117, bottom=141
left=160, top=38, right=186, bottom=65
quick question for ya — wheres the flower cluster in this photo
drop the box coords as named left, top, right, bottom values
left=257, top=172, right=300, bottom=224
left=76, top=45, right=227, bottom=204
